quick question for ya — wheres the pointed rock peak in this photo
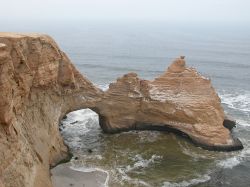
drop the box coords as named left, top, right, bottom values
left=124, top=72, right=138, bottom=78
left=114, top=72, right=139, bottom=85
left=168, top=56, right=186, bottom=73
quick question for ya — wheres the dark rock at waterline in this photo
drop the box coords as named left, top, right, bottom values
left=100, top=121, right=243, bottom=152
left=62, top=115, right=67, bottom=120
left=70, top=121, right=78, bottom=125
left=88, top=149, right=93, bottom=153
left=223, top=117, right=236, bottom=131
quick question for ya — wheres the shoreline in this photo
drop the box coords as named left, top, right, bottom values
left=51, top=163, right=109, bottom=187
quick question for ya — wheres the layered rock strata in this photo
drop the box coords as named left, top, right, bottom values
left=96, top=57, right=243, bottom=151
left=0, top=33, right=102, bottom=187
left=0, top=33, right=243, bottom=187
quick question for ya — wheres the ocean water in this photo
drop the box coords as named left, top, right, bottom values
left=4, top=21, right=250, bottom=186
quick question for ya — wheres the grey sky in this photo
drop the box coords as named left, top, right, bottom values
left=1, top=0, right=250, bottom=24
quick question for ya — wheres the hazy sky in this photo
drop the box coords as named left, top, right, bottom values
left=1, top=0, right=250, bottom=24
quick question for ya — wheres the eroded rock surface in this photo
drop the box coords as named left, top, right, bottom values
left=0, top=33, right=242, bottom=187
left=97, top=57, right=243, bottom=151
left=0, top=33, right=102, bottom=187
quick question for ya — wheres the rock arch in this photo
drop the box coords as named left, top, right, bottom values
left=0, top=33, right=243, bottom=187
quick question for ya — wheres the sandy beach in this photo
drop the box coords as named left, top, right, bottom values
left=51, top=164, right=108, bottom=187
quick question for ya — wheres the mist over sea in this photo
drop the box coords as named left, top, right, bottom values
left=4, top=21, right=250, bottom=186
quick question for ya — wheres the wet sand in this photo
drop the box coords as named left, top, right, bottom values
left=51, top=164, right=108, bottom=187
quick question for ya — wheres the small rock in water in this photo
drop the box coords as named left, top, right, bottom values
left=87, top=149, right=93, bottom=153
left=62, top=115, right=67, bottom=120
left=70, top=121, right=78, bottom=124
left=74, top=156, right=78, bottom=160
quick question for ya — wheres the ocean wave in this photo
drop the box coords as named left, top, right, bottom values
left=162, top=174, right=211, bottom=187
left=178, top=141, right=213, bottom=160
left=217, top=156, right=241, bottom=169
left=70, top=166, right=110, bottom=187
left=217, top=136, right=250, bottom=169
left=128, top=154, right=162, bottom=171
left=115, top=154, right=162, bottom=186
left=61, top=109, right=100, bottom=148
left=97, top=83, right=110, bottom=91
left=216, top=90, right=250, bottom=169
left=116, top=167, right=151, bottom=187
left=63, top=108, right=99, bottom=123
left=219, top=91, right=250, bottom=113
left=216, top=89, right=250, bottom=170
left=235, top=119, right=250, bottom=127
left=217, top=146, right=250, bottom=170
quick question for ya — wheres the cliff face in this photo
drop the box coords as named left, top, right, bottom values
left=0, top=33, right=243, bottom=187
left=0, top=33, right=102, bottom=187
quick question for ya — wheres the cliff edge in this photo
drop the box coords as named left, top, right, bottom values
left=0, top=33, right=102, bottom=187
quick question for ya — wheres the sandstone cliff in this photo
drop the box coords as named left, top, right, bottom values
left=96, top=57, right=243, bottom=151
left=0, top=33, right=243, bottom=187
left=0, top=33, right=102, bottom=187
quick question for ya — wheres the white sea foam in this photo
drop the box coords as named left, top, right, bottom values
left=178, top=138, right=244, bottom=170
left=70, top=166, right=110, bottom=187
left=127, top=154, right=162, bottom=172
left=115, top=154, right=162, bottom=186
left=217, top=138, right=250, bottom=169
left=217, top=156, right=241, bottom=169
left=61, top=109, right=99, bottom=133
left=219, top=91, right=250, bottom=113
left=63, top=108, right=99, bottom=123
left=116, top=167, right=151, bottom=186
left=162, top=174, right=211, bottom=187
left=76, top=154, right=103, bottom=161
left=217, top=143, right=250, bottom=169
left=215, top=91, right=250, bottom=169
left=97, top=84, right=110, bottom=91
left=236, top=119, right=250, bottom=127
left=61, top=109, right=99, bottom=148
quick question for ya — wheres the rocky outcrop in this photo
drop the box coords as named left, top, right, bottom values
left=0, top=33, right=243, bottom=187
left=0, top=33, right=102, bottom=187
left=96, top=57, right=243, bottom=151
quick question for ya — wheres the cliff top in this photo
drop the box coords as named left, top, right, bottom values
left=0, top=32, right=48, bottom=38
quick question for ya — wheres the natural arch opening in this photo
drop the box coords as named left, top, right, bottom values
left=53, top=108, right=222, bottom=187
left=59, top=109, right=101, bottom=153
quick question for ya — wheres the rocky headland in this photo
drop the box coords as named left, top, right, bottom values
left=0, top=33, right=243, bottom=187
left=96, top=57, right=242, bottom=151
